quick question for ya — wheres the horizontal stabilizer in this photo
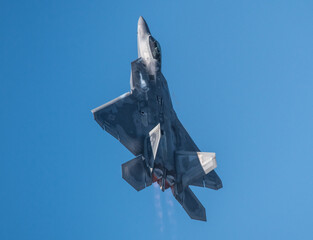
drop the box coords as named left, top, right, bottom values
left=174, top=186, right=206, bottom=221
left=121, top=155, right=152, bottom=191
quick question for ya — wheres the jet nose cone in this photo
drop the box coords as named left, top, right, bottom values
left=138, top=16, right=150, bottom=35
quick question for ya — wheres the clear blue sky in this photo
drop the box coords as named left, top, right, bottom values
left=1, top=1, right=313, bottom=239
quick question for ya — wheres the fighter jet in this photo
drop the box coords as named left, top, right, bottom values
left=92, top=16, right=222, bottom=221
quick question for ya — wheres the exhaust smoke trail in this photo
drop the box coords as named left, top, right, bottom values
left=165, top=190, right=177, bottom=240
left=153, top=182, right=177, bottom=238
left=153, top=183, right=164, bottom=232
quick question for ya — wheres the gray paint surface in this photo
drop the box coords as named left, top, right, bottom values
left=92, top=16, right=222, bottom=221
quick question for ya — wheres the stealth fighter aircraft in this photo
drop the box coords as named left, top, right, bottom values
left=92, top=16, right=222, bottom=221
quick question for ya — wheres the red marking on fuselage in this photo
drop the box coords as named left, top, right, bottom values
left=152, top=174, right=158, bottom=183
left=153, top=173, right=173, bottom=190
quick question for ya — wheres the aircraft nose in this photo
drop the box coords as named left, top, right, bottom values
left=138, top=16, right=150, bottom=35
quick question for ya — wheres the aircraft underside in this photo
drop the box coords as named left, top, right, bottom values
left=92, top=16, right=222, bottom=221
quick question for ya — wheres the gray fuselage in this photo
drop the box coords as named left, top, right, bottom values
left=133, top=16, right=187, bottom=190
left=92, top=16, right=222, bottom=221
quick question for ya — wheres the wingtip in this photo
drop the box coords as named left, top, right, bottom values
left=216, top=182, right=223, bottom=189
left=90, top=108, right=96, bottom=115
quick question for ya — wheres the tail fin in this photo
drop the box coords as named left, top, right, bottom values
left=148, top=123, right=161, bottom=160
left=173, top=186, right=206, bottom=221
left=121, top=155, right=152, bottom=191
left=144, top=123, right=161, bottom=168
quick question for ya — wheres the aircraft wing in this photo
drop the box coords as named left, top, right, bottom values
left=92, top=92, right=144, bottom=156
left=190, top=170, right=223, bottom=190
left=175, top=117, right=223, bottom=190
left=174, top=117, right=200, bottom=152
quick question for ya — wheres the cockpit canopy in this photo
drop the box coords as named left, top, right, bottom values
left=149, top=36, right=161, bottom=62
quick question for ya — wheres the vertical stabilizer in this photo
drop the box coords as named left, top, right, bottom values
left=149, top=123, right=161, bottom=160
